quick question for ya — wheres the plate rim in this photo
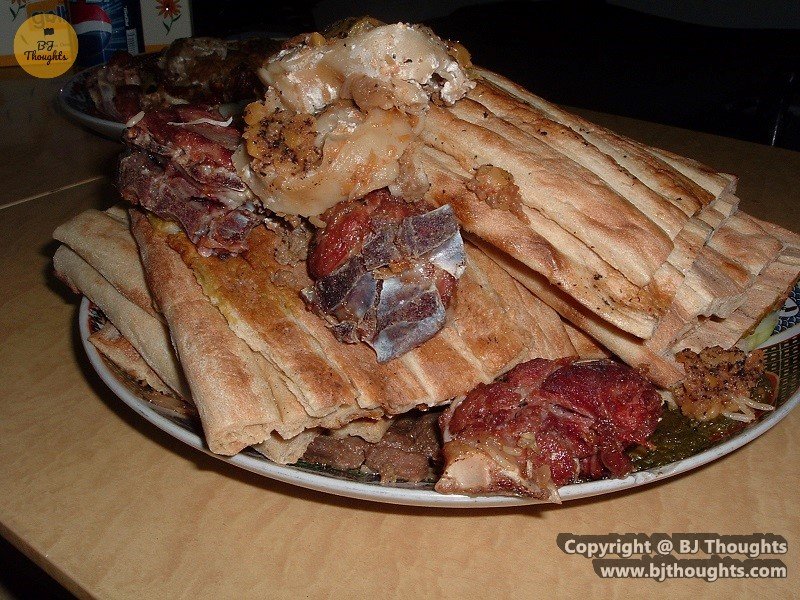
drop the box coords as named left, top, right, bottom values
left=57, top=66, right=127, bottom=139
left=78, top=296, right=800, bottom=508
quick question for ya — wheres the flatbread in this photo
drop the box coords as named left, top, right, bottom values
left=130, top=211, right=282, bottom=455
left=431, top=97, right=673, bottom=286
left=53, top=244, right=188, bottom=397
left=89, top=321, right=172, bottom=396
left=166, top=223, right=575, bottom=416
left=419, top=144, right=667, bottom=338
left=253, top=431, right=320, bottom=465
left=54, top=209, right=158, bottom=318
left=473, top=67, right=718, bottom=214
left=471, top=238, right=685, bottom=387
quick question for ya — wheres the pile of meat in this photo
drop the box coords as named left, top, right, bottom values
left=118, top=106, right=264, bottom=256
left=437, top=358, right=663, bottom=500
left=83, top=37, right=279, bottom=122
left=303, top=189, right=466, bottom=361
left=118, top=103, right=468, bottom=364
left=298, top=358, right=664, bottom=496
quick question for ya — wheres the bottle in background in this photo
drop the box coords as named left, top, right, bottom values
left=68, top=0, right=144, bottom=68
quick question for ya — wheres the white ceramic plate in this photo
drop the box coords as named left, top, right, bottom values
left=79, top=290, right=800, bottom=508
left=58, top=66, right=127, bottom=139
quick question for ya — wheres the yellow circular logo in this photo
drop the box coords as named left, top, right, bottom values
left=14, top=14, right=78, bottom=78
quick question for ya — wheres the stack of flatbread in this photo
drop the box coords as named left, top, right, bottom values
left=53, top=206, right=592, bottom=460
left=418, top=67, right=800, bottom=388
left=52, top=53, right=799, bottom=463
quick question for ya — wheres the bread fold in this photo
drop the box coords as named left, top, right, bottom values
left=89, top=321, right=172, bottom=396
left=53, top=244, right=188, bottom=397
left=131, top=212, right=281, bottom=455
left=54, top=209, right=159, bottom=318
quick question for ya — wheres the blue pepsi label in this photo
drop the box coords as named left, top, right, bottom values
left=69, top=0, right=144, bottom=68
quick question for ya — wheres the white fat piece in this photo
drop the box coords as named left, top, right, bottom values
left=259, top=23, right=473, bottom=114
left=244, top=23, right=474, bottom=216
left=237, top=107, right=416, bottom=216
left=166, top=116, right=233, bottom=127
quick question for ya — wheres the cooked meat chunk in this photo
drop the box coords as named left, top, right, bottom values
left=302, top=189, right=466, bottom=361
left=118, top=106, right=263, bottom=256
left=300, top=413, right=442, bottom=483
left=437, top=358, right=663, bottom=499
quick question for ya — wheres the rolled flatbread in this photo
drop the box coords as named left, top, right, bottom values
left=53, top=244, right=188, bottom=397
left=54, top=209, right=158, bottom=318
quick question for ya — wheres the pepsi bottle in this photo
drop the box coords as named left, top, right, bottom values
left=68, top=0, right=144, bottom=68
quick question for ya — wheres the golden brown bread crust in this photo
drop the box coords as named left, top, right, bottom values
left=419, top=147, right=667, bottom=338
left=167, top=225, right=421, bottom=416
left=647, top=146, right=738, bottom=199
left=711, top=212, right=783, bottom=276
left=428, top=67, right=797, bottom=376
left=167, top=223, right=574, bottom=416
left=130, top=211, right=281, bottom=455
left=473, top=68, right=717, bottom=214
left=464, top=83, right=690, bottom=239
left=423, top=104, right=671, bottom=289
left=134, top=213, right=382, bottom=449
left=675, top=254, right=800, bottom=353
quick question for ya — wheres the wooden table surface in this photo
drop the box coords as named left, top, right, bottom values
left=0, top=70, right=798, bottom=600
left=0, top=69, right=119, bottom=208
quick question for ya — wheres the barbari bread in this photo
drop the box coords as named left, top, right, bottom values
left=51, top=21, right=800, bottom=498
left=162, top=217, right=577, bottom=416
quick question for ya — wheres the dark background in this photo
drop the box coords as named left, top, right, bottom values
left=192, top=0, right=800, bottom=151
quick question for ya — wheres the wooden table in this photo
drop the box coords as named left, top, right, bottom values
left=0, top=69, right=120, bottom=208
left=0, top=70, right=798, bottom=600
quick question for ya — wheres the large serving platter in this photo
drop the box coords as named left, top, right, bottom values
left=58, top=66, right=127, bottom=139
left=79, top=285, right=800, bottom=508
